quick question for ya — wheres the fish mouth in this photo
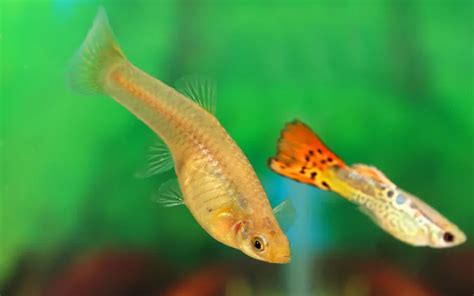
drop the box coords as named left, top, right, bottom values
left=271, top=254, right=291, bottom=264
left=431, top=229, right=467, bottom=248
left=447, top=229, right=467, bottom=247
left=455, top=231, right=467, bottom=245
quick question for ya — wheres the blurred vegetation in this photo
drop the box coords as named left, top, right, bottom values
left=1, top=0, right=473, bottom=294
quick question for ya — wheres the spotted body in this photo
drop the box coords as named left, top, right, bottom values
left=69, top=8, right=290, bottom=263
left=269, top=120, right=466, bottom=247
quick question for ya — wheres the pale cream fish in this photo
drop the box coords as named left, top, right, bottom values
left=69, top=8, right=291, bottom=263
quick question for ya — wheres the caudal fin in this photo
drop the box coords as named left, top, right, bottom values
left=68, top=7, right=125, bottom=95
left=268, top=120, right=346, bottom=190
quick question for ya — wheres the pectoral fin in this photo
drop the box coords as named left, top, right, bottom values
left=273, top=199, right=296, bottom=231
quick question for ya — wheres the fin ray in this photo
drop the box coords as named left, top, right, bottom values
left=145, top=140, right=174, bottom=177
left=352, top=164, right=395, bottom=187
left=135, top=139, right=174, bottom=178
left=153, top=179, right=184, bottom=207
left=68, top=7, right=125, bottom=95
left=273, top=199, right=296, bottom=231
left=175, top=75, right=217, bottom=115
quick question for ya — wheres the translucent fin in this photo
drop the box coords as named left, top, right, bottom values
left=152, top=179, right=184, bottom=207
left=269, top=120, right=346, bottom=191
left=136, top=139, right=174, bottom=178
left=68, top=7, right=125, bottom=95
left=352, top=164, right=395, bottom=187
left=358, top=206, right=381, bottom=226
left=273, top=199, right=296, bottom=231
left=175, top=75, right=217, bottom=115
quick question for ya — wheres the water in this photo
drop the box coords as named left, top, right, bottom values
left=1, top=1, right=473, bottom=295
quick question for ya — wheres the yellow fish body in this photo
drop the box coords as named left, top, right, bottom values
left=70, top=8, right=290, bottom=263
left=269, top=120, right=466, bottom=248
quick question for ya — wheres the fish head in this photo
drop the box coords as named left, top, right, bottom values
left=234, top=217, right=291, bottom=264
left=394, top=190, right=467, bottom=248
left=386, top=215, right=466, bottom=248
left=427, top=224, right=466, bottom=248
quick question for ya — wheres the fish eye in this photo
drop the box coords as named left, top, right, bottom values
left=252, top=236, right=266, bottom=252
left=443, top=232, right=455, bottom=243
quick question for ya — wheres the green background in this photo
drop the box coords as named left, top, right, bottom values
left=1, top=1, right=473, bottom=295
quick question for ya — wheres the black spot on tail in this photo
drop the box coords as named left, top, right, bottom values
left=300, top=166, right=306, bottom=174
left=321, top=181, right=331, bottom=189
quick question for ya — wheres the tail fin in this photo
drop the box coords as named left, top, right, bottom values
left=268, top=120, right=346, bottom=190
left=68, top=7, right=125, bottom=95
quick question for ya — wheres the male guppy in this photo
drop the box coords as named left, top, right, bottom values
left=69, top=8, right=290, bottom=263
left=269, top=120, right=466, bottom=248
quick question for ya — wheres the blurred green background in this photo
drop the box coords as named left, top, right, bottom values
left=1, top=1, right=473, bottom=295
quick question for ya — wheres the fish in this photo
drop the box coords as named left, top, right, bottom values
left=69, top=8, right=290, bottom=263
left=269, top=120, right=466, bottom=248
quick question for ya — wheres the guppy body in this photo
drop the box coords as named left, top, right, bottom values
left=70, top=8, right=290, bottom=263
left=330, top=166, right=465, bottom=247
left=269, top=120, right=466, bottom=247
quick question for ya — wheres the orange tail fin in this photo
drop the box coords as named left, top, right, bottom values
left=268, top=120, right=346, bottom=190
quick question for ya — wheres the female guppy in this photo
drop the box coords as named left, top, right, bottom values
left=69, top=8, right=290, bottom=263
left=269, top=120, right=466, bottom=248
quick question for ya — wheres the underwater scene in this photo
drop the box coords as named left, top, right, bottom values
left=1, top=1, right=473, bottom=295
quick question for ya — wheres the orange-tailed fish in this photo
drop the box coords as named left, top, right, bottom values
left=69, top=8, right=290, bottom=263
left=269, top=120, right=466, bottom=248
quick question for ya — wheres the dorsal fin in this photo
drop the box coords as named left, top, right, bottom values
left=175, top=75, right=216, bottom=115
left=268, top=120, right=346, bottom=191
left=152, top=178, right=184, bottom=207
left=352, top=164, right=395, bottom=187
